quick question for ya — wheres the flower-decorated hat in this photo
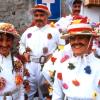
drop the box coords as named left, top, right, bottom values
left=0, top=22, right=19, bottom=38
left=31, top=4, right=51, bottom=16
left=61, top=17, right=97, bottom=39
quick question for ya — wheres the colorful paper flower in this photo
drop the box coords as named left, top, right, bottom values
left=72, top=79, right=80, bottom=86
left=43, top=47, right=48, bottom=54
left=50, top=22, right=55, bottom=27
left=57, top=73, right=62, bottom=80
left=62, top=83, right=68, bottom=89
left=24, top=68, right=30, bottom=77
left=92, top=91, right=97, bottom=99
left=0, top=77, right=6, bottom=91
left=68, top=63, right=75, bottom=70
left=23, top=80, right=30, bottom=93
left=14, top=60, right=23, bottom=72
left=60, top=55, right=69, bottom=63
left=84, top=65, right=91, bottom=74
left=98, top=80, right=100, bottom=86
left=51, top=56, right=57, bottom=64
left=49, top=70, right=56, bottom=82
left=15, top=74, right=23, bottom=86
left=47, top=33, right=52, bottom=40
left=27, top=33, right=32, bottom=38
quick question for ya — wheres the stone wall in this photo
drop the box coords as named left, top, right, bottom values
left=0, top=0, right=34, bottom=34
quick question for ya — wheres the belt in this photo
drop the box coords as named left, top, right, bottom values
left=0, top=88, right=19, bottom=100
left=30, top=54, right=52, bottom=64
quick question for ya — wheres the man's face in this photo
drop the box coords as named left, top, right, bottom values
left=72, top=3, right=81, bottom=15
left=0, top=33, right=14, bottom=57
left=69, top=35, right=91, bottom=56
left=34, top=10, right=48, bottom=28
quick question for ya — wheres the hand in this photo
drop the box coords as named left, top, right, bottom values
left=23, top=52, right=30, bottom=62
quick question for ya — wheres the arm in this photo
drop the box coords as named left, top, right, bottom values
left=52, top=72, right=64, bottom=100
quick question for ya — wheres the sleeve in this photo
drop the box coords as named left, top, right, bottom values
left=54, top=28, right=65, bottom=46
left=19, top=30, right=27, bottom=55
left=52, top=72, right=64, bottom=100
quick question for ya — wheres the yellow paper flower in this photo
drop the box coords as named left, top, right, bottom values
left=72, top=19, right=81, bottom=24
left=92, top=91, right=97, bottom=100
left=58, top=45, right=64, bottom=50
left=50, top=22, right=55, bottom=27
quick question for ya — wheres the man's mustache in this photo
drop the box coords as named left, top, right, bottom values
left=36, top=19, right=43, bottom=22
left=71, top=43, right=85, bottom=47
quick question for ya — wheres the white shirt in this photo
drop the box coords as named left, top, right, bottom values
left=52, top=53, right=100, bottom=100
left=19, top=24, right=65, bottom=57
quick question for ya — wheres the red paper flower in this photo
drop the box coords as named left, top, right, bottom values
left=51, top=57, right=57, bottom=64
left=47, top=33, right=52, bottom=40
left=63, top=83, right=68, bottom=89
left=60, top=55, right=69, bottom=63
left=98, top=80, right=100, bottom=86
left=15, top=74, right=23, bottom=86
left=72, top=80, right=80, bottom=86
left=0, top=77, right=6, bottom=91
left=57, top=73, right=62, bottom=80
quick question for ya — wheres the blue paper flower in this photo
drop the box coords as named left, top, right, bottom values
left=84, top=65, right=91, bottom=74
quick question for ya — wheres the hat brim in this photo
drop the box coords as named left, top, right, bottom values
left=0, top=30, right=20, bottom=38
left=61, top=32, right=96, bottom=39
left=31, top=8, right=51, bottom=17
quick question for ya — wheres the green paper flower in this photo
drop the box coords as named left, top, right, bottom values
left=68, top=63, right=75, bottom=70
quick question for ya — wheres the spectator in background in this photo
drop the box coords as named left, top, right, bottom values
left=55, top=0, right=83, bottom=34
left=19, top=4, right=65, bottom=100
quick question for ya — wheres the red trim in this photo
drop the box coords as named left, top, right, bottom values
left=68, top=28, right=92, bottom=33
left=35, top=5, right=48, bottom=11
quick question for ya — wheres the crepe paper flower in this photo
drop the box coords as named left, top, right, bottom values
left=49, top=70, right=56, bottom=82
left=98, top=80, right=100, bottom=86
left=43, top=47, right=48, bottom=54
left=50, top=22, right=55, bottom=27
left=47, top=33, right=52, bottom=40
left=27, top=33, right=32, bottom=38
left=24, top=68, right=30, bottom=77
left=92, top=91, right=97, bottom=99
left=26, top=47, right=32, bottom=52
left=84, top=65, right=91, bottom=74
left=60, top=55, right=69, bottom=63
left=68, top=63, right=75, bottom=70
left=23, top=80, right=30, bottom=93
left=15, top=74, right=23, bottom=86
left=58, top=45, right=64, bottom=51
left=72, top=79, right=80, bottom=86
left=14, top=60, right=23, bottom=72
left=62, top=83, right=68, bottom=89
left=48, top=85, right=53, bottom=94
left=51, top=57, right=57, bottom=64
left=0, top=77, right=6, bottom=91
left=57, top=73, right=62, bottom=80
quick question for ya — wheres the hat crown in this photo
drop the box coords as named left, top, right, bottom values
left=32, top=4, right=51, bottom=16
left=0, top=22, right=19, bottom=37
left=67, top=16, right=95, bottom=35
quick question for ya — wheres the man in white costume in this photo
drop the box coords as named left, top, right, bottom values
left=0, top=23, right=24, bottom=100
left=52, top=18, right=100, bottom=100
left=19, top=4, right=65, bottom=100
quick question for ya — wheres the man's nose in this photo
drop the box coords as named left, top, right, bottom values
left=2, top=40, right=7, bottom=47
